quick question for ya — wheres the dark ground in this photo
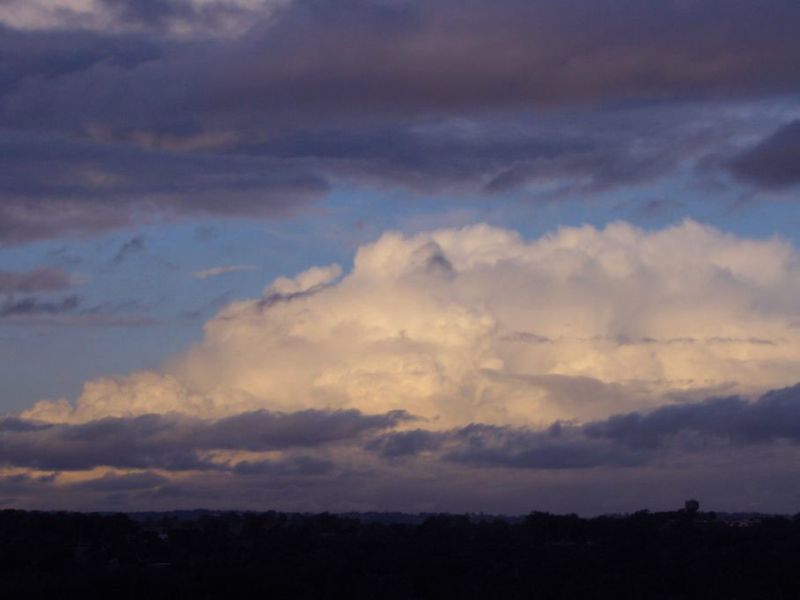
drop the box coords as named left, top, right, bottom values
left=1, top=507, right=799, bottom=598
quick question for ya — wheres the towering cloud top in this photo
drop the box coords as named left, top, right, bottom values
left=25, top=221, right=800, bottom=427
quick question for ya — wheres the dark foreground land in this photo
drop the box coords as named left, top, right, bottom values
left=2, top=508, right=800, bottom=599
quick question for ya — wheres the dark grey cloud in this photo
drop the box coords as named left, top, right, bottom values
left=368, top=423, right=645, bottom=470
left=8, top=384, right=795, bottom=475
left=0, top=300, right=159, bottom=327
left=99, top=0, right=195, bottom=27
left=0, top=267, right=73, bottom=294
left=193, top=0, right=800, bottom=118
left=1, top=0, right=799, bottom=242
left=365, top=429, right=441, bottom=458
left=0, top=472, right=55, bottom=505
left=366, top=384, right=800, bottom=470
left=9, top=0, right=796, bottom=131
left=0, top=133, right=325, bottom=206
left=0, top=24, right=162, bottom=95
left=0, top=198, right=135, bottom=247
left=3, top=385, right=800, bottom=479
left=3, top=386, right=800, bottom=512
left=0, top=408, right=411, bottom=471
left=231, top=455, right=335, bottom=476
left=443, top=423, right=645, bottom=470
left=6, top=1, right=800, bottom=129
left=0, top=264, right=81, bottom=327
left=193, top=408, right=412, bottom=451
left=68, top=470, right=169, bottom=492
left=0, top=131, right=327, bottom=244
left=729, top=120, right=800, bottom=188
left=0, top=105, right=733, bottom=244
left=112, top=235, right=145, bottom=264
left=0, top=267, right=161, bottom=325
left=95, top=0, right=268, bottom=34
left=0, top=417, right=52, bottom=433
left=584, top=384, right=800, bottom=449
left=239, top=118, right=692, bottom=196
left=0, top=294, right=81, bottom=318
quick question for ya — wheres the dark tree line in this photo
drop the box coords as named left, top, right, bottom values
left=1, top=508, right=800, bottom=598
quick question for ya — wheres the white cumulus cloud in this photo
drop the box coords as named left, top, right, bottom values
left=193, top=265, right=258, bottom=279
left=25, top=220, right=800, bottom=428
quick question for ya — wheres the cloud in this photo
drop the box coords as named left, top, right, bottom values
left=360, top=384, right=800, bottom=471
left=265, top=263, right=341, bottom=296
left=194, top=265, right=257, bottom=279
left=6, top=0, right=799, bottom=135
left=1, top=1, right=800, bottom=242
left=191, top=407, right=412, bottom=451
left=0, top=0, right=290, bottom=38
left=0, top=267, right=74, bottom=294
left=0, top=267, right=160, bottom=326
left=0, top=408, right=410, bottom=471
left=0, top=131, right=328, bottom=244
left=584, top=383, right=800, bottom=449
left=15, top=386, right=800, bottom=474
left=0, top=22, right=161, bottom=89
left=112, top=234, right=145, bottom=264
left=443, top=424, right=645, bottom=470
left=6, top=220, right=800, bottom=512
left=0, top=295, right=81, bottom=318
left=19, top=221, right=800, bottom=431
left=67, top=470, right=169, bottom=492
left=5, top=384, right=800, bottom=513
left=7, top=0, right=800, bottom=98
left=168, top=220, right=800, bottom=426
left=730, top=120, right=800, bottom=188
left=0, top=119, right=629, bottom=244
left=99, top=0, right=196, bottom=27
left=365, top=429, right=441, bottom=458
left=230, top=455, right=334, bottom=476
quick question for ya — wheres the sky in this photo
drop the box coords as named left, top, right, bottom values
left=1, top=0, right=800, bottom=515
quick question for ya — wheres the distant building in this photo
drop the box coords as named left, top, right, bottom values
left=685, top=499, right=700, bottom=514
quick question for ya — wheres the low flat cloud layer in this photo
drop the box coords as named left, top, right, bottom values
left=4, top=385, right=800, bottom=514
left=0, top=408, right=410, bottom=471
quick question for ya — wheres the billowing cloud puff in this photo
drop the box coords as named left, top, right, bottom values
left=266, top=263, right=341, bottom=296
left=27, top=221, right=800, bottom=428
